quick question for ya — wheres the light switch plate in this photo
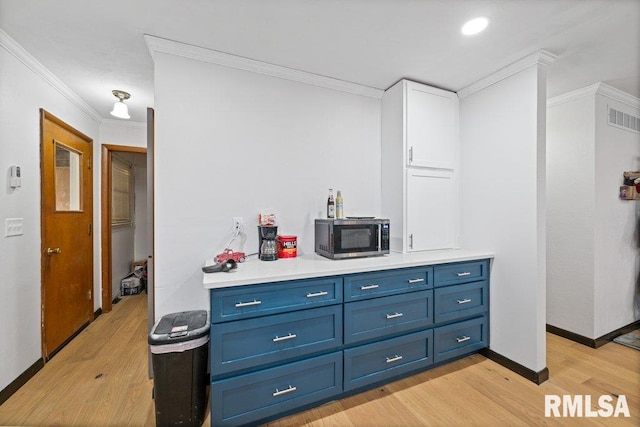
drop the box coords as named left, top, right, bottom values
left=5, top=218, right=24, bottom=237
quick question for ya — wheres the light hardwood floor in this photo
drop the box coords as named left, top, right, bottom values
left=0, top=293, right=638, bottom=426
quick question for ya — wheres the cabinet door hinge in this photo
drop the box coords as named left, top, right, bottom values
left=88, top=290, right=92, bottom=300
left=88, top=223, right=92, bottom=235
left=88, top=156, right=92, bottom=170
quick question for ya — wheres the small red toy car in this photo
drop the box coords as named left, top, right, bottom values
left=215, top=248, right=246, bottom=263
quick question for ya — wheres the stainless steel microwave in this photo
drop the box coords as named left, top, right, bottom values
left=315, top=218, right=390, bottom=259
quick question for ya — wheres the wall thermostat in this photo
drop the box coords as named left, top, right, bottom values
left=10, top=165, right=21, bottom=188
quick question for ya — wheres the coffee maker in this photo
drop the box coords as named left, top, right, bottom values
left=258, top=225, right=278, bottom=261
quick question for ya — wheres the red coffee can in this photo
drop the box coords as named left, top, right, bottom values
left=277, top=235, right=297, bottom=258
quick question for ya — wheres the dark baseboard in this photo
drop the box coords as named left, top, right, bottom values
left=547, top=320, right=640, bottom=349
left=594, top=320, right=640, bottom=348
left=546, top=324, right=597, bottom=348
left=0, top=358, right=44, bottom=405
left=480, top=348, right=549, bottom=385
left=46, top=321, right=90, bottom=361
left=1, top=313, right=102, bottom=404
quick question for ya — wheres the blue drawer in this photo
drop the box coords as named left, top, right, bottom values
left=434, top=260, right=489, bottom=288
left=434, top=281, right=488, bottom=324
left=433, top=316, right=488, bottom=363
left=344, top=329, right=433, bottom=391
left=211, top=352, right=342, bottom=427
left=211, top=305, right=342, bottom=376
left=210, top=276, right=343, bottom=323
left=344, top=267, right=432, bottom=302
left=344, top=290, right=432, bottom=344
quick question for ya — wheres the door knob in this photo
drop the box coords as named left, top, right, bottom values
left=45, top=247, right=61, bottom=256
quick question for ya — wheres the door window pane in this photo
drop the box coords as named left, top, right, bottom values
left=55, top=142, right=82, bottom=211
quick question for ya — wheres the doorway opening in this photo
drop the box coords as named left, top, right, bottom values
left=101, top=145, right=147, bottom=314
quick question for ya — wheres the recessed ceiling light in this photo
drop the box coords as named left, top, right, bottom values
left=461, top=17, right=489, bottom=36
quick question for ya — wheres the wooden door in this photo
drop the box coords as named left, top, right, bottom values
left=41, top=110, right=93, bottom=360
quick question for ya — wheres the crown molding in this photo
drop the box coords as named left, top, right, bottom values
left=547, top=82, right=640, bottom=110
left=144, top=34, right=384, bottom=100
left=546, top=82, right=600, bottom=108
left=457, top=49, right=558, bottom=99
left=594, top=82, right=640, bottom=110
left=0, top=28, right=102, bottom=124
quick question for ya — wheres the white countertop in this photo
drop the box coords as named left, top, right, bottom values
left=203, top=249, right=494, bottom=289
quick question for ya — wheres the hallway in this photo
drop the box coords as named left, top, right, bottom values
left=0, top=294, right=157, bottom=426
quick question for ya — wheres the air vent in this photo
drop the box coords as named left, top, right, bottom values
left=608, top=107, right=640, bottom=133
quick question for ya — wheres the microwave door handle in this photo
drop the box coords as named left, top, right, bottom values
left=377, top=224, right=382, bottom=252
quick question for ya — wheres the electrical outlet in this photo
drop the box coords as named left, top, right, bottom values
left=233, top=217, right=244, bottom=232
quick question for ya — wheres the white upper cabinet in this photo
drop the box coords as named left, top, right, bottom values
left=381, top=79, right=460, bottom=253
left=406, top=168, right=456, bottom=251
left=405, top=81, right=458, bottom=170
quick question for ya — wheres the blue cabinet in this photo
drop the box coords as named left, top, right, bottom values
left=210, top=276, right=343, bottom=323
left=344, top=329, right=433, bottom=391
left=209, top=258, right=489, bottom=426
left=434, top=316, right=488, bottom=363
left=344, top=267, right=431, bottom=301
left=211, top=352, right=342, bottom=426
left=211, top=305, right=342, bottom=376
left=344, top=290, right=433, bottom=344
left=434, top=260, right=488, bottom=287
left=434, top=281, right=488, bottom=324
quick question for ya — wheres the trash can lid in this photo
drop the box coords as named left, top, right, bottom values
left=148, top=310, right=210, bottom=345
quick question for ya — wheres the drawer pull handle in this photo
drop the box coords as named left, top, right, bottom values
left=273, top=385, right=297, bottom=397
left=386, top=354, right=403, bottom=364
left=456, top=335, right=471, bottom=343
left=456, top=272, right=471, bottom=277
left=386, top=312, right=404, bottom=319
left=273, top=333, right=297, bottom=343
left=306, top=291, right=328, bottom=298
left=360, top=284, right=379, bottom=290
left=408, top=278, right=424, bottom=284
left=235, top=300, right=262, bottom=308
left=457, top=298, right=472, bottom=304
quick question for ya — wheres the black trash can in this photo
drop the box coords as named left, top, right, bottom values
left=149, top=310, right=210, bottom=427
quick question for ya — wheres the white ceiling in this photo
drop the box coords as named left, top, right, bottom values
left=1, top=0, right=638, bottom=123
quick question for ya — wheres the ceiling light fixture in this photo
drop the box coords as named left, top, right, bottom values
left=461, top=17, right=489, bottom=36
left=110, top=90, right=131, bottom=119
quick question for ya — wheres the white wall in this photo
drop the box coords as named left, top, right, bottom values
left=459, top=65, right=547, bottom=372
left=100, top=120, right=146, bottom=148
left=546, top=85, right=640, bottom=339
left=0, top=32, right=100, bottom=391
left=546, top=94, right=597, bottom=337
left=594, top=93, right=640, bottom=336
left=153, top=52, right=381, bottom=319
